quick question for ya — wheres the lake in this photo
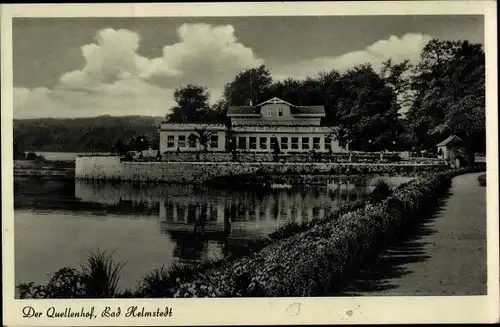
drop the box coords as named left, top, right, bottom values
left=14, top=176, right=412, bottom=292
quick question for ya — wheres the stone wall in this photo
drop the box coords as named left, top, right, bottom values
left=76, top=156, right=447, bottom=183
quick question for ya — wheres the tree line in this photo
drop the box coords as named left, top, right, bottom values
left=166, top=38, right=485, bottom=160
left=14, top=116, right=162, bottom=155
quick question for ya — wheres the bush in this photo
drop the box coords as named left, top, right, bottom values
left=368, top=180, right=392, bottom=203
left=25, top=152, right=45, bottom=163
left=478, top=174, right=486, bottom=186
left=17, top=249, right=125, bottom=299
left=135, top=265, right=178, bottom=297
left=17, top=268, right=86, bottom=299
left=80, top=249, right=126, bottom=298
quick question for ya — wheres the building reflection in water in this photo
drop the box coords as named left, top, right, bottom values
left=74, top=177, right=375, bottom=264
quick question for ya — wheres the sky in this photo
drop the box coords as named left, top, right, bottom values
left=12, top=15, right=484, bottom=119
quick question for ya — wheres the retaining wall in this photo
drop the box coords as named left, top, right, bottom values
left=75, top=156, right=447, bottom=183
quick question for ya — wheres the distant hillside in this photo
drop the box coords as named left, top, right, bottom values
left=14, top=115, right=163, bottom=153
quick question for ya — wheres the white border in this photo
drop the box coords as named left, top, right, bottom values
left=2, top=2, right=498, bottom=325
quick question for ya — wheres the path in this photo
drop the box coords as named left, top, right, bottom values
left=342, top=172, right=487, bottom=296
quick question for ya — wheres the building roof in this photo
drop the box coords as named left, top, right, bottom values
left=436, top=135, right=465, bottom=147
left=227, top=97, right=325, bottom=117
left=159, top=123, right=226, bottom=131
left=291, top=106, right=325, bottom=115
left=226, top=106, right=261, bottom=116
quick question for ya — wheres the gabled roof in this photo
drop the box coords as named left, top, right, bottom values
left=256, top=97, right=294, bottom=107
left=436, top=135, right=465, bottom=147
left=227, top=97, right=325, bottom=117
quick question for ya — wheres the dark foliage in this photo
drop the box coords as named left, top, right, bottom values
left=14, top=116, right=162, bottom=153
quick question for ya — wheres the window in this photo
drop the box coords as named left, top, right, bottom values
left=167, top=135, right=175, bottom=148
left=291, top=137, right=299, bottom=150
left=259, top=137, right=268, bottom=150
left=210, top=135, right=218, bottom=149
left=188, top=134, right=197, bottom=148
left=267, top=108, right=273, bottom=117
left=325, top=137, right=332, bottom=151
left=238, top=137, right=247, bottom=150
left=301, top=137, right=310, bottom=150
left=178, top=135, right=186, bottom=148
left=281, top=137, right=289, bottom=150
left=278, top=108, right=284, bottom=117
left=249, top=137, right=257, bottom=150
left=313, top=137, right=321, bottom=150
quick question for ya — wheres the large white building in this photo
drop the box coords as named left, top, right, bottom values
left=159, top=97, right=345, bottom=154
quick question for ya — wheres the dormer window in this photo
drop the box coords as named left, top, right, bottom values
left=267, top=108, right=272, bottom=117
left=278, top=108, right=284, bottom=117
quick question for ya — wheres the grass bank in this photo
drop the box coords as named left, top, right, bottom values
left=17, top=168, right=484, bottom=298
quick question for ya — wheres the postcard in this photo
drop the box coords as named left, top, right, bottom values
left=2, top=1, right=498, bottom=325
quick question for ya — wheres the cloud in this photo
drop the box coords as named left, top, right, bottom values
left=15, top=24, right=262, bottom=118
left=60, top=28, right=149, bottom=89
left=141, top=23, right=263, bottom=88
left=13, top=83, right=175, bottom=119
left=273, top=33, right=432, bottom=80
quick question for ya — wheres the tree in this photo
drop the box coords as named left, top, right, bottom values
left=189, top=128, right=214, bottom=152
left=380, top=59, right=413, bottom=110
left=223, top=65, right=273, bottom=106
left=328, top=126, right=353, bottom=150
left=14, top=142, right=25, bottom=160
left=135, top=135, right=149, bottom=152
left=266, top=78, right=302, bottom=104
left=407, top=39, right=485, bottom=163
left=167, top=85, right=211, bottom=123
left=333, top=64, right=399, bottom=151
left=318, top=70, right=343, bottom=127
left=209, top=99, right=230, bottom=125
left=113, top=139, right=127, bottom=156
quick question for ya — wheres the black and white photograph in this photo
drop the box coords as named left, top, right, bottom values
left=2, top=2, right=498, bottom=325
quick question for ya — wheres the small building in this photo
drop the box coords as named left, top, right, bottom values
left=159, top=97, right=345, bottom=154
left=159, top=124, right=227, bottom=153
left=436, top=135, right=466, bottom=167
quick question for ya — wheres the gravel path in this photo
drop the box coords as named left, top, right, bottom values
left=343, top=172, right=487, bottom=296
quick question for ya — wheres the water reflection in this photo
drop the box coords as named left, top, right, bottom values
left=72, top=179, right=371, bottom=263
left=15, top=176, right=412, bottom=265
